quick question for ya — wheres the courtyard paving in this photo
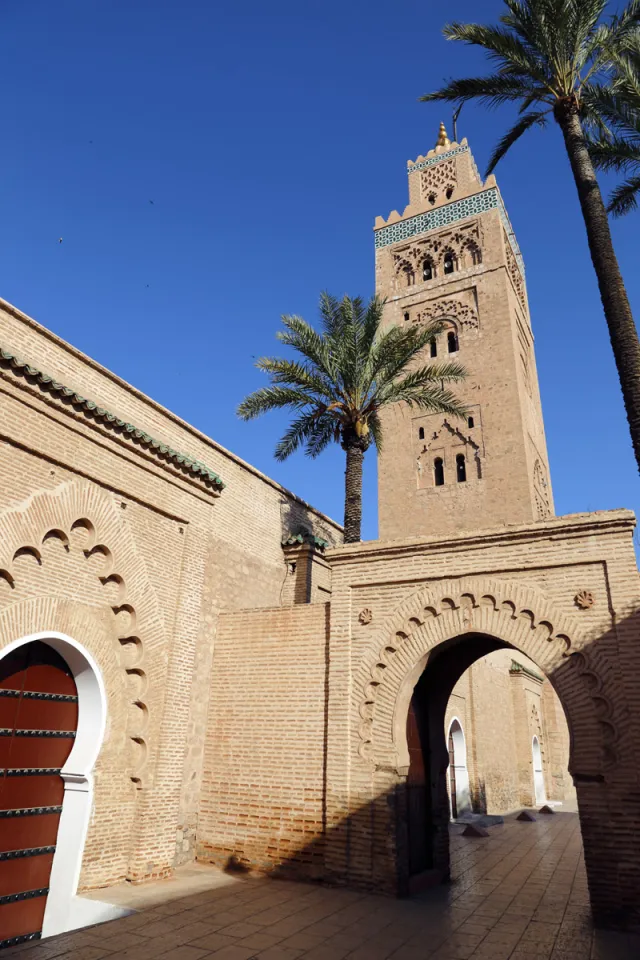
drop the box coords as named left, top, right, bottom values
left=5, top=812, right=640, bottom=960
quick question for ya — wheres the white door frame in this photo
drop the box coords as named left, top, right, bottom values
left=0, top=631, right=107, bottom=938
left=532, top=735, right=546, bottom=805
left=448, top=717, right=471, bottom=817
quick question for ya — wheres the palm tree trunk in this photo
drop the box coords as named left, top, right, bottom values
left=343, top=436, right=365, bottom=543
left=555, top=101, right=640, bottom=475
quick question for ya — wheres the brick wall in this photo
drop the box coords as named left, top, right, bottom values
left=198, top=603, right=329, bottom=878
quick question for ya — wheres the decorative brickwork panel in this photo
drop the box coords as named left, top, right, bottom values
left=416, top=415, right=482, bottom=490
left=412, top=289, right=479, bottom=333
left=392, top=222, right=483, bottom=290
left=407, top=145, right=470, bottom=174
left=505, top=230, right=527, bottom=312
left=533, top=460, right=552, bottom=519
left=420, top=158, right=457, bottom=204
left=0, top=482, right=166, bottom=799
left=354, top=576, right=590, bottom=767
left=376, top=189, right=498, bottom=248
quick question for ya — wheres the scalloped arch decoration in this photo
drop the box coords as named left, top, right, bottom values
left=355, top=576, right=604, bottom=772
left=0, top=480, right=167, bottom=788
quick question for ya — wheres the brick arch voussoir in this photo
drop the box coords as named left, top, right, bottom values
left=0, top=595, right=129, bottom=746
left=0, top=480, right=167, bottom=789
left=356, top=576, right=605, bottom=776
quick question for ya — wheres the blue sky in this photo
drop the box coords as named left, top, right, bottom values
left=1, top=0, right=638, bottom=540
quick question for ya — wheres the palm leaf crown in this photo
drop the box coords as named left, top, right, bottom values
left=237, top=294, right=467, bottom=462
left=588, top=35, right=640, bottom=215
left=420, top=0, right=640, bottom=176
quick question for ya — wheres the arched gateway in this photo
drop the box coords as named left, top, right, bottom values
left=352, top=576, right=631, bottom=927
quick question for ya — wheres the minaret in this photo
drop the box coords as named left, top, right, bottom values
left=375, top=125, right=553, bottom=541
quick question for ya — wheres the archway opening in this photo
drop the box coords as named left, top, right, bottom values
left=403, top=633, right=578, bottom=884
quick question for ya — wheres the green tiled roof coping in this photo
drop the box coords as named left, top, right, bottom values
left=0, top=346, right=225, bottom=491
left=509, top=660, right=544, bottom=683
left=283, top=532, right=329, bottom=551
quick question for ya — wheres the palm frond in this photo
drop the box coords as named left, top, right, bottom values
left=255, top=357, right=337, bottom=401
left=363, top=322, right=445, bottom=395
left=377, top=362, right=468, bottom=405
left=277, top=314, right=336, bottom=380
left=442, top=21, right=548, bottom=82
left=606, top=173, right=640, bottom=216
left=485, top=109, right=550, bottom=175
left=589, top=134, right=640, bottom=172
left=237, top=385, right=322, bottom=421
left=274, top=411, right=334, bottom=462
left=385, top=380, right=469, bottom=418
left=420, top=74, right=541, bottom=109
left=367, top=411, right=383, bottom=453
left=601, top=0, right=640, bottom=52
left=584, top=81, right=640, bottom=137
left=318, top=291, right=343, bottom=340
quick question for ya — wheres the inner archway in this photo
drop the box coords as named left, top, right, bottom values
left=356, top=575, right=634, bottom=927
left=402, top=631, right=578, bottom=885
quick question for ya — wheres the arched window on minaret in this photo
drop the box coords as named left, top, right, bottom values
left=443, top=254, right=456, bottom=275
left=434, top=458, right=445, bottom=486
left=463, top=240, right=482, bottom=267
left=418, top=427, right=424, bottom=440
left=445, top=185, right=454, bottom=200
left=447, top=331, right=459, bottom=353
left=456, top=454, right=467, bottom=483
left=404, top=311, right=410, bottom=323
left=430, top=337, right=437, bottom=358
left=403, top=266, right=415, bottom=287
left=422, top=259, right=434, bottom=282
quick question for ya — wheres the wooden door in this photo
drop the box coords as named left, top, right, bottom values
left=0, top=642, right=78, bottom=949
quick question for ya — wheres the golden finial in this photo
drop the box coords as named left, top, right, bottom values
left=436, top=122, right=451, bottom=148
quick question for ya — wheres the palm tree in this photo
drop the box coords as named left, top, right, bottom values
left=420, top=0, right=640, bottom=475
left=588, top=39, right=640, bottom=216
left=237, top=293, right=467, bottom=543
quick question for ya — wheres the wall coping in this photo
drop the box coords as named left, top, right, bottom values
left=0, top=297, right=342, bottom=533
left=327, top=509, right=636, bottom=564
left=0, top=343, right=226, bottom=493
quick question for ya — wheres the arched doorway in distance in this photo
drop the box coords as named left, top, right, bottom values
left=532, top=735, right=546, bottom=806
left=447, top=718, right=471, bottom=819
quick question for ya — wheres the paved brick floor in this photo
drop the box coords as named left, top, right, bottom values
left=5, top=813, right=640, bottom=959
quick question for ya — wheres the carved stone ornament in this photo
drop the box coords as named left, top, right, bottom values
left=358, top=608, right=373, bottom=625
left=574, top=590, right=595, bottom=610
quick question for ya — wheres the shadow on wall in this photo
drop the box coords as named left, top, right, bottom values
left=279, top=497, right=340, bottom=549
left=200, top=601, right=640, bottom=932
left=469, top=779, right=487, bottom=816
